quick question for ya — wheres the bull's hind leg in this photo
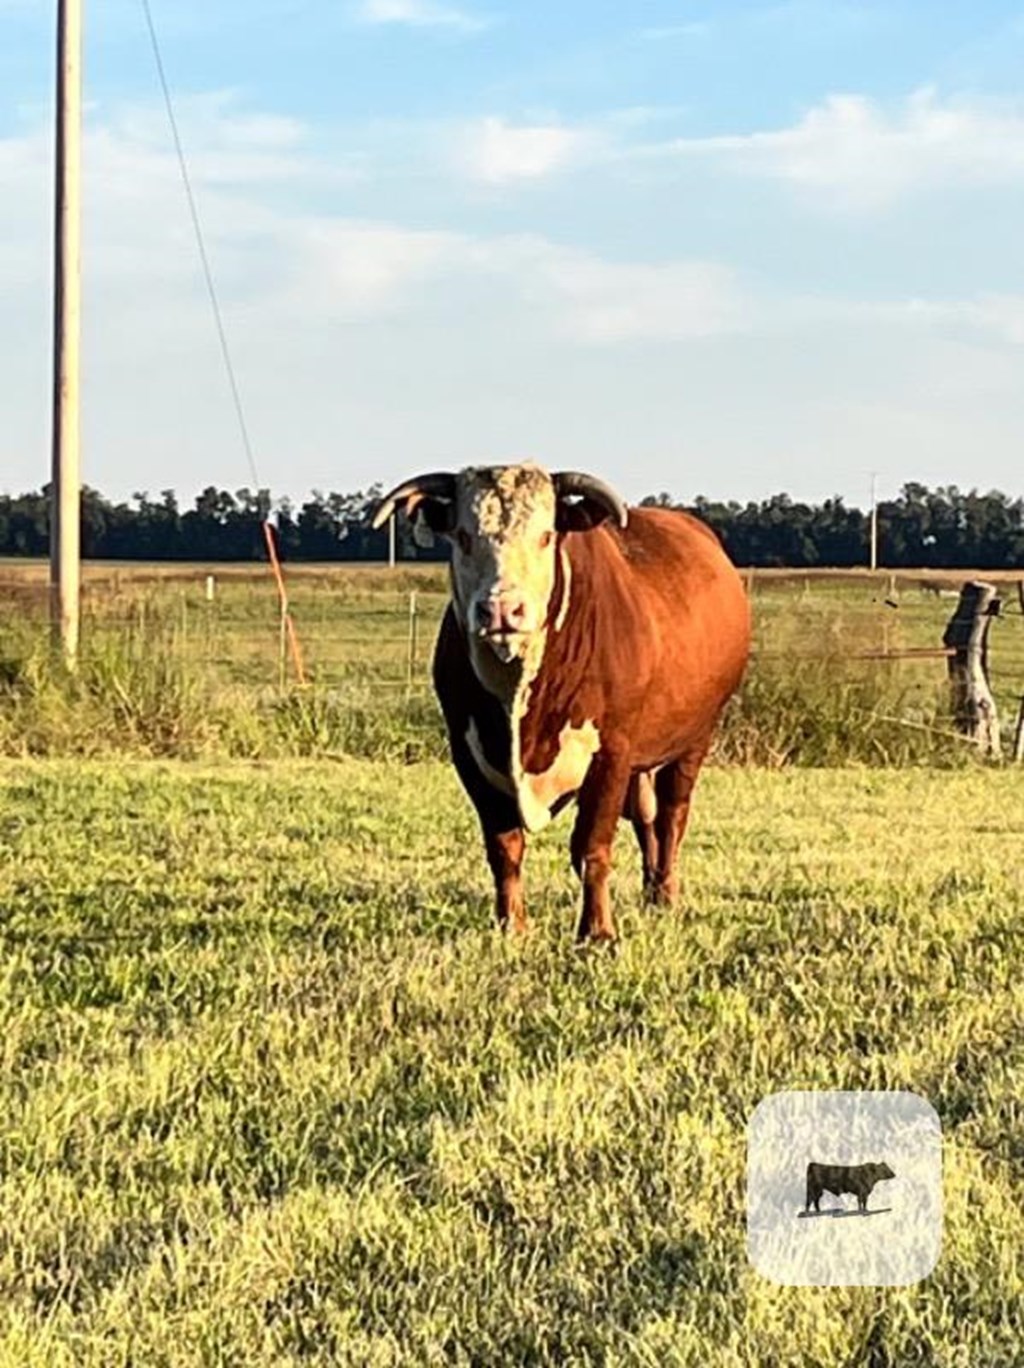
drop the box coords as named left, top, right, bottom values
left=649, top=746, right=709, bottom=906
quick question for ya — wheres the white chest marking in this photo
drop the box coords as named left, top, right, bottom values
left=515, top=719, right=601, bottom=833
left=464, top=716, right=600, bottom=833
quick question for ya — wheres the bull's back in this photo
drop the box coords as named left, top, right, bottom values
left=569, top=507, right=750, bottom=756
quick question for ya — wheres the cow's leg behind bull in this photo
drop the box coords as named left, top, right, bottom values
left=648, top=745, right=709, bottom=906
left=571, top=749, right=633, bottom=942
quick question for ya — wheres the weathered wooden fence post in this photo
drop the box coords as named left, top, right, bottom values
left=406, top=590, right=419, bottom=699
left=1012, top=697, right=1024, bottom=763
left=942, top=581, right=1001, bottom=756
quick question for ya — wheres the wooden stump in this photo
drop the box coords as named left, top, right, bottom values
left=942, top=582, right=1001, bottom=757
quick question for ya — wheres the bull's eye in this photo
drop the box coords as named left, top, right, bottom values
left=539, top=530, right=554, bottom=550
left=456, top=529, right=473, bottom=555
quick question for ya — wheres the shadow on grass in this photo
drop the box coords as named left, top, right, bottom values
left=797, top=1207, right=893, bottom=1219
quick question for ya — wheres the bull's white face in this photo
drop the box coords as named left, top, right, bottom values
left=449, top=464, right=560, bottom=665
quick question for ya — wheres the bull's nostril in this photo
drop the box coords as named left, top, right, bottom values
left=475, top=597, right=527, bottom=635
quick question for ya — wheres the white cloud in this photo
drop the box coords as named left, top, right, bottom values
left=664, top=88, right=1024, bottom=209
left=88, top=93, right=341, bottom=196
left=278, top=223, right=747, bottom=343
left=355, top=0, right=490, bottom=31
left=548, top=255, right=746, bottom=343
left=474, top=237, right=749, bottom=342
left=291, top=221, right=462, bottom=312
left=897, top=295, right=1024, bottom=347
left=0, top=100, right=744, bottom=344
left=461, top=116, right=592, bottom=183
left=5, top=91, right=1024, bottom=504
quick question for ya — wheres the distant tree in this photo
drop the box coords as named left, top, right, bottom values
left=0, top=478, right=1020, bottom=567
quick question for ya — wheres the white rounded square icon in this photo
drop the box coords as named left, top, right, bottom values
left=747, top=1090, right=942, bottom=1286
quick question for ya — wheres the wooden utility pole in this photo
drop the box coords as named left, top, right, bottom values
left=869, top=472, right=879, bottom=573
left=50, top=0, right=83, bottom=669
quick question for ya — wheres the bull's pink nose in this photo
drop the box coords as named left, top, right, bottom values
left=477, top=597, right=527, bottom=634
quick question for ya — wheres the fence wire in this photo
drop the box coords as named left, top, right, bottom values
left=2, top=566, right=1023, bottom=753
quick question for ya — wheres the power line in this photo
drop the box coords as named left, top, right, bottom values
left=139, top=1, right=306, bottom=686
left=138, top=0, right=262, bottom=493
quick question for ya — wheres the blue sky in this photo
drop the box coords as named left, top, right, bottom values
left=3, top=0, right=1024, bottom=508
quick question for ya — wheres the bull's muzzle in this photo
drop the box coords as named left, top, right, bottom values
left=474, top=595, right=529, bottom=637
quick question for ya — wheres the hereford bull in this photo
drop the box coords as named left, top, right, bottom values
left=371, top=462, right=750, bottom=942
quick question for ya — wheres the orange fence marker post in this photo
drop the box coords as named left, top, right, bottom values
left=261, top=520, right=307, bottom=687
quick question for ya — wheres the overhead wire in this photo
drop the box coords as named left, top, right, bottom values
left=139, top=0, right=306, bottom=684
left=139, top=0, right=261, bottom=492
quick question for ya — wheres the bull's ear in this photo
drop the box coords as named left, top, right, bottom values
left=555, top=497, right=613, bottom=532
left=370, top=473, right=456, bottom=531
left=552, top=471, right=628, bottom=532
left=413, top=496, right=456, bottom=536
left=410, top=498, right=454, bottom=549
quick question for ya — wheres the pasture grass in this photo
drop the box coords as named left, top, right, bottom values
left=0, top=758, right=1022, bottom=1363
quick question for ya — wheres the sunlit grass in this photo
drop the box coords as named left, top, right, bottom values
left=0, top=759, right=1021, bottom=1363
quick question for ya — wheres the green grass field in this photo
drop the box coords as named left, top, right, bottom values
left=1, top=757, right=1022, bottom=1365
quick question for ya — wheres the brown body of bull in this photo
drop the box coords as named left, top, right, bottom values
left=374, top=465, right=751, bottom=942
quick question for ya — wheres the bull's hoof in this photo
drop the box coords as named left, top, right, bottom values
left=574, top=924, right=618, bottom=951
left=643, top=880, right=677, bottom=908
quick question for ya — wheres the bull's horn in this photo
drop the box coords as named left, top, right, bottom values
left=370, top=472, right=456, bottom=530
left=552, top=471, right=629, bottom=528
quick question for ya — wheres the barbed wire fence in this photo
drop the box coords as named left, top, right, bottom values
left=1, top=566, right=1023, bottom=759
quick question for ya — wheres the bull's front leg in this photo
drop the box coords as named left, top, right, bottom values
left=483, top=825, right=527, bottom=933
left=570, top=748, right=632, bottom=943
left=448, top=725, right=528, bottom=933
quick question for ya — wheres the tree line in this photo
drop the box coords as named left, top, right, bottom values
left=1, top=481, right=1022, bottom=568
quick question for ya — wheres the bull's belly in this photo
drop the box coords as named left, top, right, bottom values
left=464, top=704, right=716, bottom=834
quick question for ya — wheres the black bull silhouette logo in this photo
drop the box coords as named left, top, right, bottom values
left=804, top=1161, right=895, bottom=1214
